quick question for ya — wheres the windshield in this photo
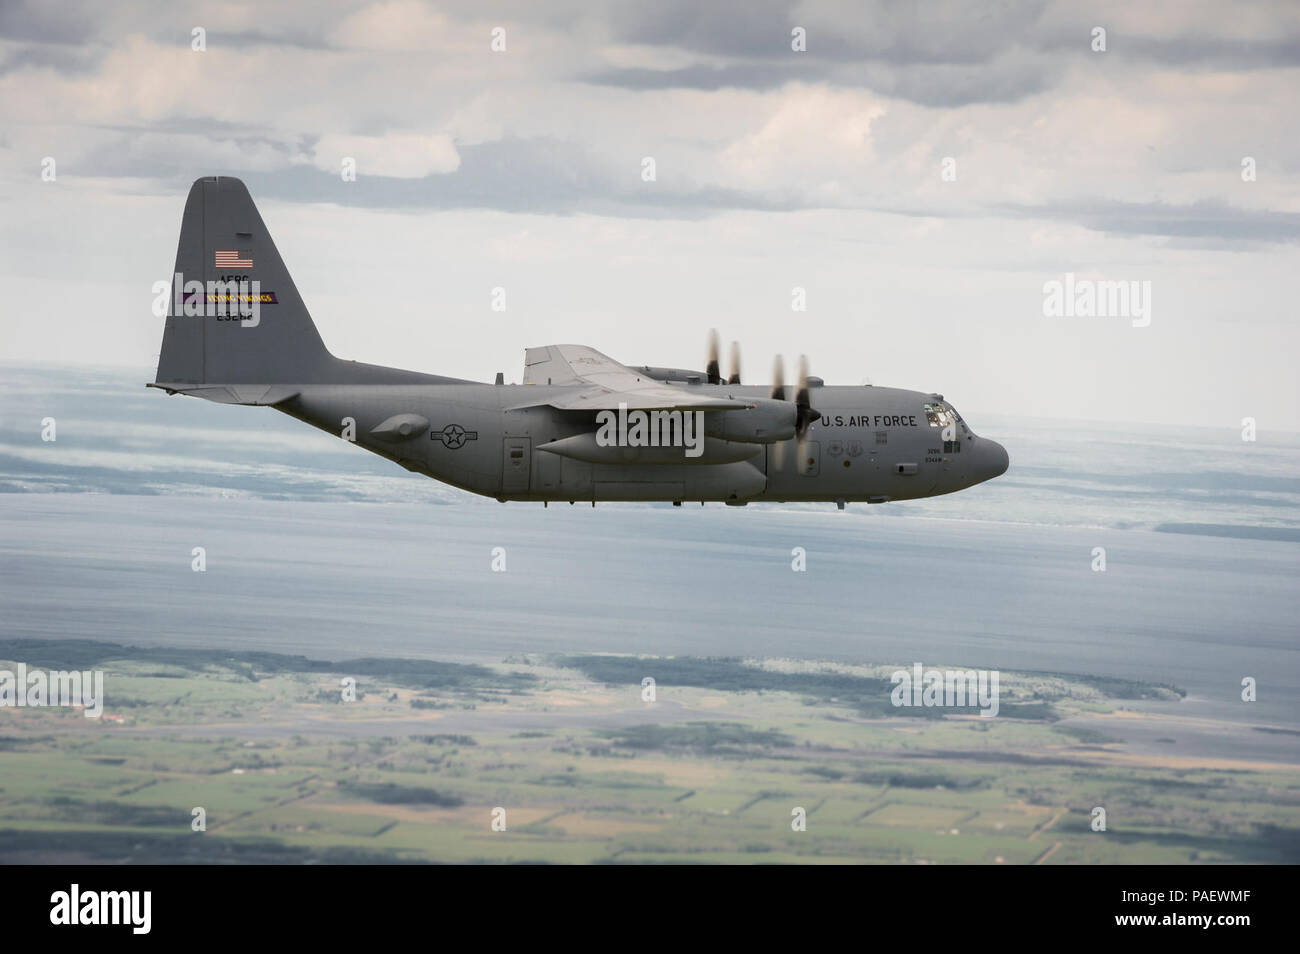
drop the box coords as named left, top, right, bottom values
left=924, top=400, right=967, bottom=452
left=923, top=402, right=958, bottom=429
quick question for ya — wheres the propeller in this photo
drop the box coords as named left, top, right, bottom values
left=771, top=354, right=819, bottom=469
left=706, top=330, right=722, bottom=385
left=707, top=337, right=819, bottom=469
left=794, top=354, right=819, bottom=435
left=727, top=341, right=741, bottom=385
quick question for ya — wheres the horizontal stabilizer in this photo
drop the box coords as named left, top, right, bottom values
left=147, top=382, right=300, bottom=406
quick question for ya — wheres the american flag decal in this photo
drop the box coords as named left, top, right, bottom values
left=214, top=249, right=253, bottom=269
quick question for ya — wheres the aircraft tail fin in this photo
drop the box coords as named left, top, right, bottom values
left=152, top=176, right=473, bottom=395
left=153, top=176, right=335, bottom=387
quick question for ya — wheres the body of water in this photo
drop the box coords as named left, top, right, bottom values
left=1, top=364, right=1296, bottom=752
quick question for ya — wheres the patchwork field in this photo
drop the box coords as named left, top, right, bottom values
left=1, top=640, right=1296, bottom=864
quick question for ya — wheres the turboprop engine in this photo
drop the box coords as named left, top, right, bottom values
left=705, top=398, right=796, bottom=443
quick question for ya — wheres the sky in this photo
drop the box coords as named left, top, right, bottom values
left=1, top=0, right=1298, bottom=429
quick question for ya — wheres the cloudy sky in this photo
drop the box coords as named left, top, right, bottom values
left=1, top=0, right=1298, bottom=428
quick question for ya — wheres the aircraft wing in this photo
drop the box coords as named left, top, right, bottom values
left=511, top=344, right=751, bottom=412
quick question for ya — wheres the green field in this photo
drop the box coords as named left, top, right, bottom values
left=0, top=640, right=1296, bottom=864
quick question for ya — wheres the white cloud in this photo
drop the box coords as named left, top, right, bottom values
left=328, top=0, right=449, bottom=51
left=718, top=85, right=887, bottom=194
left=312, top=132, right=460, bottom=178
left=0, top=0, right=1298, bottom=428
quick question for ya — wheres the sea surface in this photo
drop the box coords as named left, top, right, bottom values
left=1, top=364, right=1297, bottom=753
left=3, top=363, right=1299, bottom=536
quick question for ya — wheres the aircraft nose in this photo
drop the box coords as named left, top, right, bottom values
left=978, top=439, right=1009, bottom=481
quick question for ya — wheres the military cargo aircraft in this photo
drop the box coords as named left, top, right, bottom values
left=151, top=176, right=1008, bottom=507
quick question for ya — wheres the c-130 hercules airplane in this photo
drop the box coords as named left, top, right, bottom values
left=151, top=177, right=1008, bottom=507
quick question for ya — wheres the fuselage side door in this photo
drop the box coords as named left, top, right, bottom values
left=503, top=437, right=531, bottom=493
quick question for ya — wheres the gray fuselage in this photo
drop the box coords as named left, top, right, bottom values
left=278, top=382, right=1009, bottom=504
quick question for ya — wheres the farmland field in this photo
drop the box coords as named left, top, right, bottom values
left=2, top=641, right=1295, bottom=864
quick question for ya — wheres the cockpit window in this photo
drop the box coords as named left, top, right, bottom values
left=923, top=402, right=956, bottom=429
left=925, top=401, right=967, bottom=452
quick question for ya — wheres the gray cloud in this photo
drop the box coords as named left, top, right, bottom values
left=6, top=1, right=1300, bottom=227
left=71, top=133, right=805, bottom=219
left=1035, top=25, right=1300, bottom=70
left=2, top=1, right=1297, bottom=430
left=1000, top=197, right=1300, bottom=246
left=588, top=0, right=1300, bottom=105
left=582, top=63, right=801, bottom=93
left=64, top=118, right=1300, bottom=236
left=580, top=0, right=1063, bottom=106
left=0, top=0, right=99, bottom=44
left=245, top=138, right=805, bottom=219
left=0, top=42, right=105, bottom=75
left=581, top=57, right=1056, bottom=107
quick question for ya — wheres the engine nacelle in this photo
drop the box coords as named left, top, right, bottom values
left=705, top=398, right=796, bottom=444
left=537, top=433, right=760, bottom=466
